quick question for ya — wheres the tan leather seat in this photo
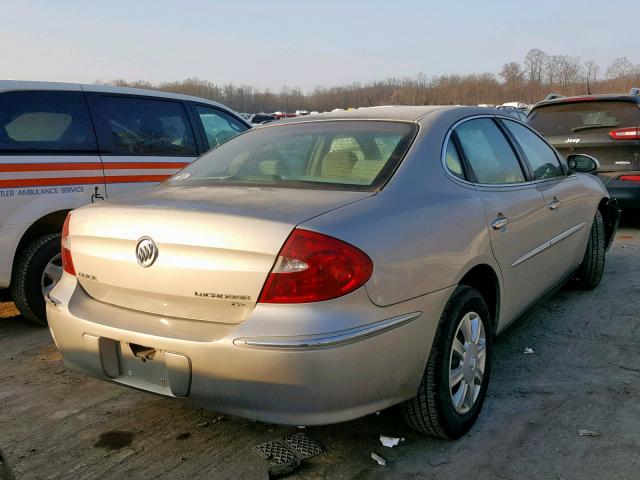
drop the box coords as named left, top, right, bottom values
left=321, top=150, right=358, bottom=179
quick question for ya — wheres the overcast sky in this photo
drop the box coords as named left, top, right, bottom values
left=1, top=0, right=638, bottom=92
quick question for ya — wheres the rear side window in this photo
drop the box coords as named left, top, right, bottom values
left=91, top=96, right=196, bottom=156
left=444, top=140, right=464, bottom=179
left=0, top=91, right=96, bottom=152
left=195, top=105, right=247, bottom=150
left=502, top=119, right=563, bottom=180
left=528, top=101, right=640, bottom=136
left=455, top=118, right=525, bottom=185
left=168, top=121, right=417, bottom=191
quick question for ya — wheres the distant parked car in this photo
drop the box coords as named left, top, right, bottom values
left=48, top=106, right=618, bottom=439
left=0, top=80, right=249, bottom=324
left=498, top=107, right=528, bottom=122
left=251, top=113, right=276, bottom=125
left=528, top=90, right=640, bottom=210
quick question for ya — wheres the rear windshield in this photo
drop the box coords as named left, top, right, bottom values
left=167, top=121, right=417, bottom=191
left=528, top=101, right=640, bottom=136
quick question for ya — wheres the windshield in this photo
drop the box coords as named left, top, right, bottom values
left=527, top=101, right=640, bottom=136
left=167, top=120, right=417, bottom=191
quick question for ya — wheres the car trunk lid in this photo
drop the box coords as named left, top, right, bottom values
left=68, top=185, right=372, bottom=323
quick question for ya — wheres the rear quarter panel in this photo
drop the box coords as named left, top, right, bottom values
left=301, top=111, right=500, bottom=308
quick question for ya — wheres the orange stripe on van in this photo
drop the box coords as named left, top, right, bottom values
left=0, top=175, right=171, bottom=189
left=0, top=162, right=189, bottom=172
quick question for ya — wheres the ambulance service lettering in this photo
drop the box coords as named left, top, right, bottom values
left=0, top=186, right=85, bottom=197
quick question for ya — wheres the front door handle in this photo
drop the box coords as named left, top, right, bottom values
left=491, top=216, right=509, bottom=230
left=548, top=197, right=561, bottom=210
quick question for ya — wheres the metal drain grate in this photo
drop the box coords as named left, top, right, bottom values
left=285, top=432, right=324, bottom=459
left=253, top=440, right=298, bottom=465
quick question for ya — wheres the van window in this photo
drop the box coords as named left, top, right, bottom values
left=0, top=91, right=96, bottom=152
left=195, top=105, right=247, bottom=150
left=91, top=96, right=197, bottom=156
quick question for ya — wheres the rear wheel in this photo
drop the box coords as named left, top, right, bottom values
left=403, top=286, right=493, bottom=439
left=575, top=210, right=605, bottom=290
left=11, top=234, right=62, bottom=325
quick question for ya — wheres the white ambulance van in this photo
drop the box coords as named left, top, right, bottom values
left=0, top=81, right=250, bottom=324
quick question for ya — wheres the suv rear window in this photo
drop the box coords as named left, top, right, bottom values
left=168, top=121, right=417, bottom=191
left=528, top=101, right=640, bottom=136
left=0, top=91, right=96, bottom=152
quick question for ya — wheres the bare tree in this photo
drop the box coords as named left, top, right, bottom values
left=524, top=48, right=548, bottom=85
left=585, top=60, right=599, bottom=92
left=606, top=57, right=633, bottom=79
left=97, top=50, right=640, bottom=112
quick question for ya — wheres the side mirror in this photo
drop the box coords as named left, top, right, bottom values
left=567, top=154, right=599, bottom=174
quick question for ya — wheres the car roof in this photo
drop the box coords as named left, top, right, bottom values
left=532, top=93, right=640, bottom=109
left=0, top=79, right=244, bottom=117
left=259, top=105, right=502, bottom=125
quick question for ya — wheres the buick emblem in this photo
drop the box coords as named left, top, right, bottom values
left=136, top=237, right=158, bottom=267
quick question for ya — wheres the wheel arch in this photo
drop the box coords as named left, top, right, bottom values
left=597, top=197, right=620, bottom=251
left=12, top=210, right=70, bottom=275
left=457, top=264, right=501, bottom=334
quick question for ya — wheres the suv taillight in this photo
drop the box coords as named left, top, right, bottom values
left=609, top=127, right=640, bottom=140
left=619, top=175, right=640, bottom=182
left=258, top=228, right=373, bottom=304
left=61, top=213, right=76, bottom=276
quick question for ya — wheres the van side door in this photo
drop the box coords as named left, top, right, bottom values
left=0, top=89, right=104, bottom=286
left=86, top=94, right=199, bottom=199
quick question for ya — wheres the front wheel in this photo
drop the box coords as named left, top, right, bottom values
left=402, top=286, right=493, bottom=439
left=11, top=233, right=63, bottom=325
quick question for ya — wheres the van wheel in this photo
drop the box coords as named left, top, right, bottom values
left=11, top=234, right=62, bottom=325
left=402, top=286, right=493, bottom=439
left=575, top=210, right=605, bottom=290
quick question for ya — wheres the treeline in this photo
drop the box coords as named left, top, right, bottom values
left=97, top=49, right=640, bottom=113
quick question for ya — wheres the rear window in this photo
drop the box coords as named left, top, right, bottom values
left=167, top=121, right=417, bottom=191
left=528, top=101, right=640, bottom=136
left=0, top=91, right=96, bottom=152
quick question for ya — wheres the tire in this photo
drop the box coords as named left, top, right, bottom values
left=402, top=286, right=493, bottom=439
left=11, top=233, right=62, bottom=325
left=575, top=210, right=605, bottom=290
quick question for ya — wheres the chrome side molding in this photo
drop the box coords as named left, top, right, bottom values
left=234, top=311, right=422, bottom=350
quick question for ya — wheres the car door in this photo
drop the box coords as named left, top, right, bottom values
left=452, top=117, right=551, bottom=328
left=189, top=104, right=249, bottom=153
left=501, top=118, right=592, bottom=279
left=86, top=94, right=199, bottom=199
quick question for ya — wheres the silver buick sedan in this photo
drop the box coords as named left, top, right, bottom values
left=47, top=106, right=619, bottom=438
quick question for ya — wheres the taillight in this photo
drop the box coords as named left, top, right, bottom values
left=609, top=127, right=640, bottom=140
left=619, top=175, right=640, bottom=182
left=258, top=228, right=373, bottom=304
left=61, top=213, right=76, bottom=276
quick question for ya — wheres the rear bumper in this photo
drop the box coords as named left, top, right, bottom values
left=598, top=172, right=640, bottom=209
left=47, top=274, right=453, bottom=426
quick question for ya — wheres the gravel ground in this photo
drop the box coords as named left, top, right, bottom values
left=1, top=222, right=639, bottom=479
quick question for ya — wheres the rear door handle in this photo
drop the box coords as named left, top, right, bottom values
left=548, top=197, right=561, bottom=210
left=491, top=216, right=509, bottom=230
